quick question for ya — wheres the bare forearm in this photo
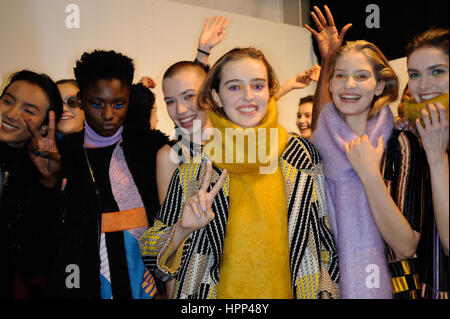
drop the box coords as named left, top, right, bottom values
left=359, top=171, right=420, bottom=259
left=428, top=155, right=449, bottom=255
left=312, top=58, right=332, bottom=132
left=276, top=81, right=293, bottom=99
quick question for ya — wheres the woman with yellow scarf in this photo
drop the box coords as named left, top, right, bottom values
left=140, top=47, right=339, bottom=299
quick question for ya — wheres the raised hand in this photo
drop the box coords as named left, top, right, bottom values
left=198, top=16, right=230, bottom=54
left=178, top=161, right=227, bottom=234
left=23, top=110, right=61, bottom=188
left=307, top=64, right=321, bottom=82
left=343, top=135, right=384, bottom=179
left=416, top=102, right=449, bottom=164
left=304, top=5, right=352, bottom=61
left=276, top=71, right=312, bottom=99
left=290, top=72, right=312, bottom=90
left=139, top=76, right=157, bottom=89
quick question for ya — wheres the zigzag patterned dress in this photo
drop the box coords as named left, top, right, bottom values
left=140, top=135, right=339, bottom=298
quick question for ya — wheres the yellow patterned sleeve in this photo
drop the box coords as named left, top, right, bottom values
left=140, top=220, right=192, bottom=282
left=158, top=234, right=189, bottom=274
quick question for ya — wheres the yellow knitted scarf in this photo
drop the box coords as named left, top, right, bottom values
left=204, top=98, right=293, bottom=299
left=404, top=93, right=449, bottom=131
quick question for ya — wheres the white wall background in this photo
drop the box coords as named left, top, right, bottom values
left=166, top=0, right=284, bottom=23
left=0, top=0, right=405, bottom=136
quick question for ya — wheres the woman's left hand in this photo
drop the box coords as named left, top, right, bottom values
left=307, top=64, right=321, bottom=82
left=343, top=135, right=384, bottom=178
left=198, top=16, right=230, bottom=53
left=139, top=76, right=157, bottom=89
left=24, top=111, right=62, bottom=188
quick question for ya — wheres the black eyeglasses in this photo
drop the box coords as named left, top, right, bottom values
left=63, top=95, right=80, bottom=108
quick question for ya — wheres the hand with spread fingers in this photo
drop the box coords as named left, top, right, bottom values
left=304, top=5, right=352, bottom=61
left=24, top=110, right=62, bottom=188
left=198, top=16, right=230, bottom=54
left=415, top=102, right=449, bottom=164
left=177, top=161, right=227, bottom=235
left=343, top=135, right=385, bottom=179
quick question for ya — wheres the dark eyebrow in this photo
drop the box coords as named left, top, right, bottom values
left=24, top=103, right=39, bottom=111
left=224, top=78, right=267, bottom=85
left=90, top=96, right=127, bottom=102
left=181, top=89, right=195, bottom=95
left=4, top=92, right=16, bottom=100
left=224, top=79, right=241, bottom=85
left=4, top=92, right=39, bottom=111
left=334, top=68, right=371, bottom=72
left=408, top=64, right=449, bottom=72
left=427, top=64, right=449, bottom=70
left=90, top=96, right=105, bottom=101
left=252, top=78, right=267, bottom=82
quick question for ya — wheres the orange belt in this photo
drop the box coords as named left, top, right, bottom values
left=101, top=207, right=148, bottom=233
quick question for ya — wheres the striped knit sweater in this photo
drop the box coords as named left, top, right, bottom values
left=140, top=135, right=339, bottom=299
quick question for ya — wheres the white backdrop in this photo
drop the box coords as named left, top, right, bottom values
left=0, top=0, right=406, bottom=135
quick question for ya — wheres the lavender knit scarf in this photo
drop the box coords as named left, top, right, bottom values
left=311, top=103, right=394, bottom=299
left=84, top=121, right=123, bottom=148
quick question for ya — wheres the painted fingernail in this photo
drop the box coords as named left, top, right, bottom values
left=202, top=206, right=206, bottom=212
left=34, top=150, right=41, bottom=156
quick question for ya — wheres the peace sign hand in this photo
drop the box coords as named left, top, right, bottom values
left=178, top=161, right=227, bottom=235
left=24, top=110, right=62, bottom=188
left=304, top=5, right=352, bottom=60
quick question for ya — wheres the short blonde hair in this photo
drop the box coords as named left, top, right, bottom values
left=197, top=47, right=279, bottom=118
left=329, top=40, right=399, bottom=119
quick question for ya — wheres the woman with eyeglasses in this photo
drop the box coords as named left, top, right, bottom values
left=56, top=79, right=85, bottom=137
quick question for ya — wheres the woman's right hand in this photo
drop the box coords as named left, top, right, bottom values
left=416, top=102, right=449, bottom=164
left=177, top=161, right=227, bottom=235
left=304, top=5, right=352, bottom=61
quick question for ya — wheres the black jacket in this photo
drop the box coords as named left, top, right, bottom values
left=46, top=127, right=170, bottom=298
left=0, top=142, right=59, bottom=298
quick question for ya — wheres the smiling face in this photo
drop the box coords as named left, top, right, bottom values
left=162, top=68, right=207, bottom=136
left=407, top=46, right=449, bottom=103
left=57, top=82, right=84, bottom=135
left=0, top=80, right=50, bottom=148
left=296, top=101, right=313, bottom=138
left=81, top=78, right=129, bottom=137
left=330, top=50, right=385, bottom=123
left=212, top=57, right=270, bottom=128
